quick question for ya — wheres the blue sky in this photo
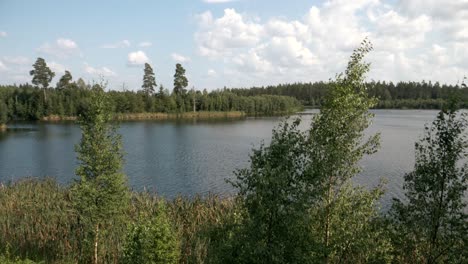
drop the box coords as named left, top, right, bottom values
left=0, top=0, right=467, bottom=91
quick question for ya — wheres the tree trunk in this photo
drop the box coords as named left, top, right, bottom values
left=428, top=169, right=447, bottom=264
left=94, top=223, right=99, bottom=264
left=324, top=178, right=333, bottom=264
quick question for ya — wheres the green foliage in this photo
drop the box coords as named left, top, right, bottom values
left=0, top=98, right=8, bottom=124
left=70, top=86, right=130, bottom=263
left=173, top=63, right=188, bottom=95
left=0, top=255, right=43, bottom=264
left=230, top=119, right=316, bottom=264
left=0, top=83, right=301, bottom=120
left=304, top=39, right=382, bottom=262
left=310, top=183, right=393, bottom=263
left=228, top=80, right=468, bottom=109
left=122, top=201, right=180, bottom=264
left=224, top=39, right=390, bottom=263
left=167, top=194, right=239, bottom=264
left=0, top=178, right=77, bottom=263
left=142, top=63, right=157, bottom=95
left=57, top=70, right=73, bottom=90
left=29, top=58, right=55, bottom=89
left=390, top=102, right=468, bottom=263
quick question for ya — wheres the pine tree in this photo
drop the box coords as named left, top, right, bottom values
left=158, top=85, right=165, bottom=99
left=76, top=78, right=88, bottom=90
left=57, top=70, right=72, bottom=90
left=391, top=100, right=468, bottom=263
left=71, top=85, right=129, bottom=264
left=173, top=63, right=188, bottom=95
left=29, top=57, right=55, bottom=89
left=142, top=63, right=156, bottom=95
left=29, top=57, right=55, bottom=101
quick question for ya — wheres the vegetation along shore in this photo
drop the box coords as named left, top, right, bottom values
left=0, top=40, right=466, bottom=263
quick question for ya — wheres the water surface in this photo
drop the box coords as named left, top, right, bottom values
left=0, top=110, right=441, bottom=208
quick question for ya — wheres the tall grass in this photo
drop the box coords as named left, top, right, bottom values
left=0, top=178, right=237, bottom=263
left=0, top=178, right=77, bottom=263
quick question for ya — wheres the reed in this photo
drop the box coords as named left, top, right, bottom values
left=0, top=178, right=77, bottom=263
left=40, top=111, right=247, bottom=122
left=0, top=178, right=238, bottom=263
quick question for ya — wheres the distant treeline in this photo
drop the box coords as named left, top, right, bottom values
left=0, top=84, right=301, bottom=123
left=227, top=80, right=468, bottom=108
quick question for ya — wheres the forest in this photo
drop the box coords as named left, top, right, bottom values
left=2, top=54, right=468, bottom=127
left=0, top=60, right=301, bottom=125
left=228, top=79, right=468, bottom=109
left=0, top=84, right=301, bottom=124
left=0, top=40, right=466, bottom=264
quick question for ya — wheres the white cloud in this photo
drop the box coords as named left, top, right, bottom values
left=195, top=1, right=468, bottom=86
left=48, top=61, right=66, bottom=74
left=171, top=53, right=191, bottom=63
left=84, top=63, right=116, bottom=77
left=203, top=0, right=238, bottom=3
left=0, top=31, right=6, bottom=37
left=138, top=41, right=152, bottom=47
left=57, top=38, right=78, bottom=49
left=2, top=56, right=29, bottom=65
left=0, top=60, right=8, bottom=71
left=37, top=38, right=79, bottom=58
left=101, top=40, right=131, bottom=49
left=195, top=9, right=263, bottom=58
left=127, top=51, right=149, bottom=66
left=207, top=69, right=217, bottom=77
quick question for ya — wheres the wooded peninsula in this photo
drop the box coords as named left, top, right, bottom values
left=1, top=55, right=468, bottom=127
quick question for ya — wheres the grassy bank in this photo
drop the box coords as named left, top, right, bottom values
left=41, top=111, right=248, bottom=122
left=114, top=111, right=246, bottom=120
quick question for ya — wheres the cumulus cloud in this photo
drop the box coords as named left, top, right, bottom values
left=37, top=38, right=80, bottom=58
left=101, top=40, right=131, bottom=49
left=195, top=1, right=468, bottom=86
left=127, top=51, right=150, bottom=66
left=171, top=53, right=191, bottom=63
left=195, top=9, right=263, bottom=58
left=0, top=31, right=7, bottom=37
left=138, top=41, right=152, bottom=47
left=0, top=60, right=7, bottom=71
left=48, top=61, right=67, bottom=74
left=84, top=63, right=116, bottom=77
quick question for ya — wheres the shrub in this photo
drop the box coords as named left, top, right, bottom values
left=122, top=201, right=180, bottom=264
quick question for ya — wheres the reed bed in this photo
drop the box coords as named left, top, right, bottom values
left=40, top=111, right=246, bottom=122
left=0, top=178, right=238, bottom=263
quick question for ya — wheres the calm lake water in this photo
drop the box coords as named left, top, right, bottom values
left=0, top=110, right=441, bottom=209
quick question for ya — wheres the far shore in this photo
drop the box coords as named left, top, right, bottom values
left=41, top=111, right=247, bottom=122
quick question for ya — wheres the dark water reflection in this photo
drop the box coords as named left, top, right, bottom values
left=0, top=110, right=443, bottom=208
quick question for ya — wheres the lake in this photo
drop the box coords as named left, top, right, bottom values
left=0, top=110, right=441, bottom=209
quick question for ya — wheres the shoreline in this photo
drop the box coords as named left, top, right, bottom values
left=41, top=111, right=247, bottom=122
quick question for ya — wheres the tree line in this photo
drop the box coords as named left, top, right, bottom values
left=228, top=78, right=468, bottom=109
left=0, top=59, right=301, bottom=125
left=0, top=41, right=466, bottom=263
